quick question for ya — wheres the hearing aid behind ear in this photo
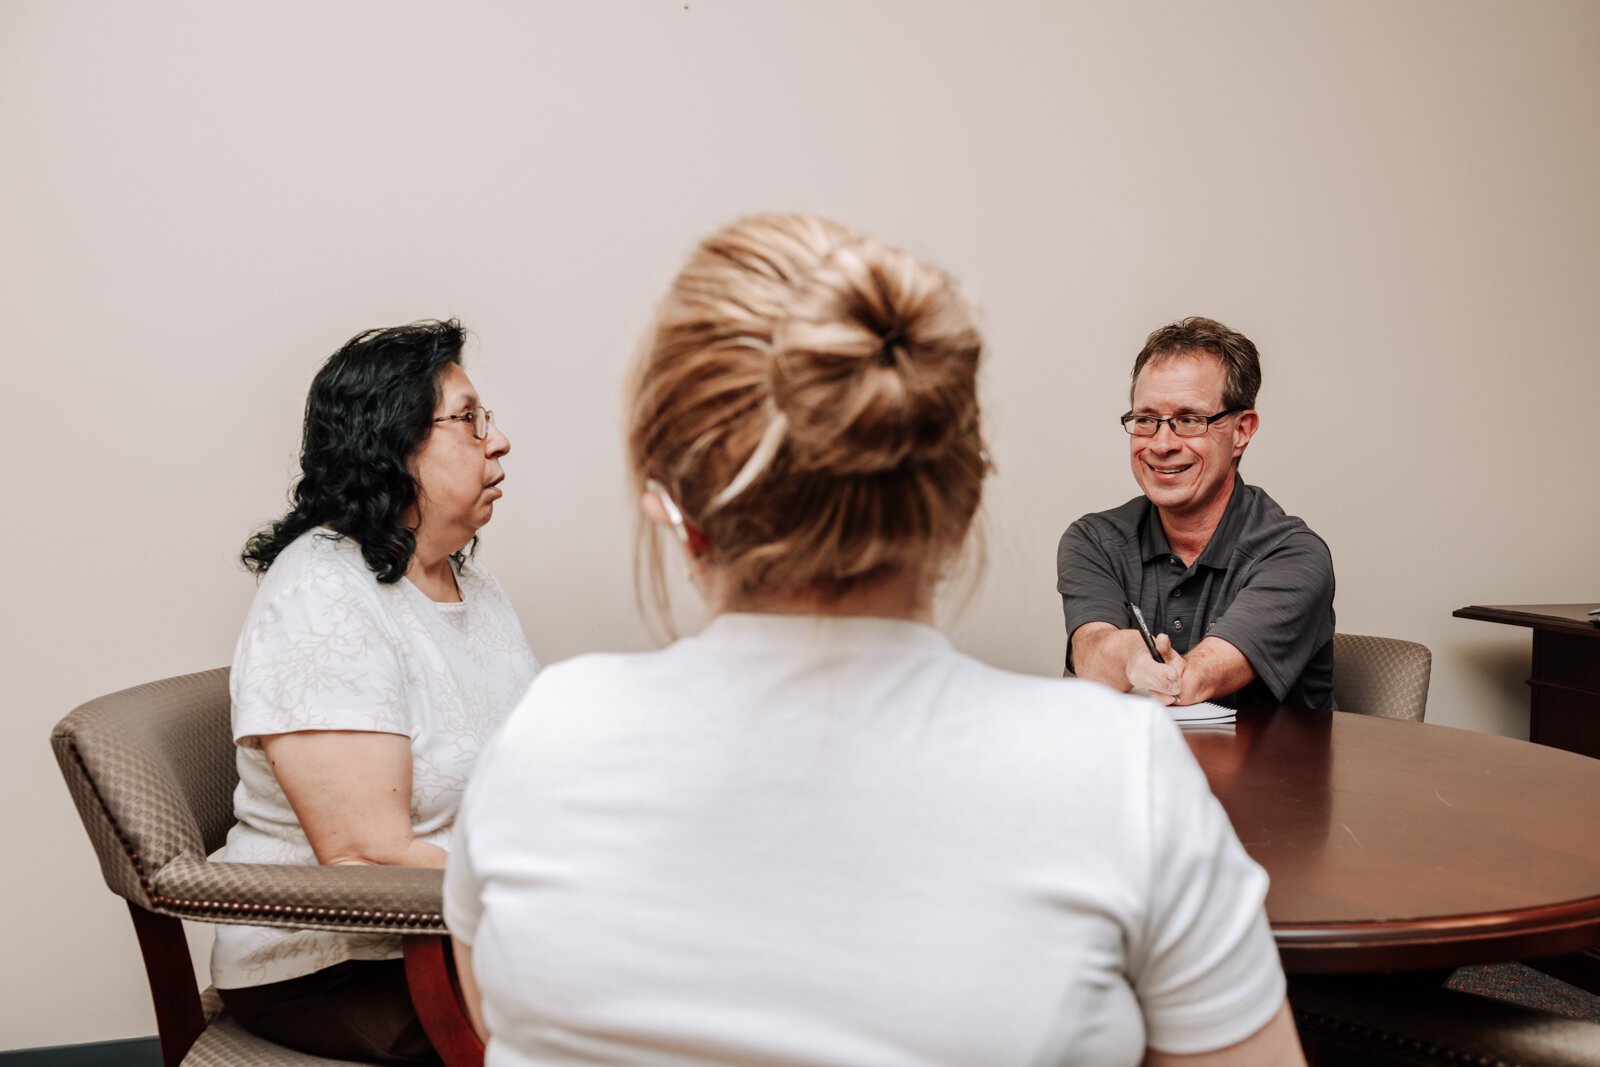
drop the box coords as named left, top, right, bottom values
left=646, top=479, right=690, bottom=545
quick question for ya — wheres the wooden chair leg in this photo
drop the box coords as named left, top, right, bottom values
left=126, top=903, right=205, bottom=1067
left=403, top=935, right=485, bottom=1067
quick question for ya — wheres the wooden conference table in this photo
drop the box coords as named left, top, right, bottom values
left=1183, top=706, right=1600, bottom=975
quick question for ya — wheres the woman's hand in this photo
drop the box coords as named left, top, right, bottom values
left=259, top=730, right=448, bottom=868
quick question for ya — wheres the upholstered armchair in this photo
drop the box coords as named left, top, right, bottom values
left=52, top=668, right=483, bottom=1066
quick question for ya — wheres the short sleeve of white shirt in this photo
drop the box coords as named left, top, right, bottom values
left=231, top=554, right=411, bottom=745
left=1130, top=718, right=1285, bottom=1053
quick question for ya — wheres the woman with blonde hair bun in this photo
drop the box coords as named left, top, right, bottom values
left=444, top=214, right=1303, bottom=1066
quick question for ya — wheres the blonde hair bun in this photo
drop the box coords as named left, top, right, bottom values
left=627, top=212, right=986, bottom=611
left=770, top=240, right=981, bottom=476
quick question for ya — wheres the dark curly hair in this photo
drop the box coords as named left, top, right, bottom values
left=243, top=319, right=470, bottom=583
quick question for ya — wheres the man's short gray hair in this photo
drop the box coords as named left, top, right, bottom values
left=1131, top=316, right=1262, bottom=411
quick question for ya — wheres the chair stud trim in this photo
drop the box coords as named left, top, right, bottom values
left=1291, top=1005, right=1493, bottom=1065
left=149, top=896, right=446, bottom=929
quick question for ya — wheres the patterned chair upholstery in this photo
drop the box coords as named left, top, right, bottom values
left=1332, top=633, right=1433, bottom=722
left=52, top=668, right=482, bottom=1067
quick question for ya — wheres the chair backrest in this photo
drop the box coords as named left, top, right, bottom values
left=1332, top=634, right=1432, bottom=721
left=51, top=668, right=237, bottom=908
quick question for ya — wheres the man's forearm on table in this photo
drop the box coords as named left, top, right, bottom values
left=1176, top=637, right=1255, bottom=705
left=1070, top=623, right=1138, bottom=691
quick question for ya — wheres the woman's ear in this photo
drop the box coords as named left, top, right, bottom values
left=640, top=488, right=675, bottom=532
left=642, top=482, right=712, bottom=559
left=642, top=481, right=690, bottom=545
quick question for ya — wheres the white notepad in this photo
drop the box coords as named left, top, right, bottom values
left=1131, top=689, right=1237, bottom=725
left=1166, top=701, right=1236, bottom=725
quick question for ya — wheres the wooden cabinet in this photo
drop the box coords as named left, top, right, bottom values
left=1455, top=604, right=1600, bottom=759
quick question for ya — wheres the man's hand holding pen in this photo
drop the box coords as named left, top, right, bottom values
left=1127, top=603, right=1185, bottom=704
left=1127, top=632, right=1185, bottom=704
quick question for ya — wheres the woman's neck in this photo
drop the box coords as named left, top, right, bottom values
left=406, top=547, right=461, bottom=603
left=711, top=571, right=935, bottom=624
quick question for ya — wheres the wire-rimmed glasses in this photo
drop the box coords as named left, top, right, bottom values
left=1120, top=407, right=1243, bottom=437
left=432, top=406, right=495, bottom=440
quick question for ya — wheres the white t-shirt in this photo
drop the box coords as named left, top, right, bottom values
left=212, top=529, right=538, bottom=989
left=445, top=613, right=1283, bottom=1067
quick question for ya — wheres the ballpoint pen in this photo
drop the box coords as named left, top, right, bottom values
left=1127, top=602, right=1166, bottom=664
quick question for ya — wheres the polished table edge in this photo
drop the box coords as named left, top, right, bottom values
left=1273, top=879, right=1600, bottom=974
left=1453, top=603, right=1600, bottom=637
left=1200, top=706, right=1600, bottom=972
left=1274, top=894, right=1600, bottom=944
left=1277, top=915, right=1600, bottom=974
left=1271, top=889, right=1600, bottom=974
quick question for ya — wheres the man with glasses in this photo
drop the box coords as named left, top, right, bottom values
left=1056, top=317, right=1336, bottom=709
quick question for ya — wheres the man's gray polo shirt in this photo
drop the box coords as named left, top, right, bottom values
left=1056, top=477, right=1336, bottom=709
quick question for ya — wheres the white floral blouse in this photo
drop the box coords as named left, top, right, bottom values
left=211, top=529, right=538, bottom=989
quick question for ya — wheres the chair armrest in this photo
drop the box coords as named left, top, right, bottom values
left=149, top=853, right=447, bottom=934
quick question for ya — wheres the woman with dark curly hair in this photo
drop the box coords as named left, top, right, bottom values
left=212, top=319, right=538, bottom=1064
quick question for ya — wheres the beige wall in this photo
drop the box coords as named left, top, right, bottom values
left=4, top=0, right=1597, bottom=1049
